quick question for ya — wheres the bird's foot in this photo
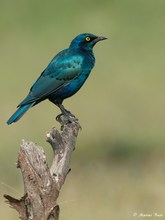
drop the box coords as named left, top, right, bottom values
left=56, top=104, right=76, bottom=123
left=55, top=104, right=81, bottom=129
left=56, top=111, right=77, bottom=124
left=56, top=112, right=81, bottom=131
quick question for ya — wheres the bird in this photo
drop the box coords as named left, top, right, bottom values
left=7, top=33, right=107, bottom=125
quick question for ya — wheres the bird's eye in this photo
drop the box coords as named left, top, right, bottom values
left=85, top=36, right=91, bottom=42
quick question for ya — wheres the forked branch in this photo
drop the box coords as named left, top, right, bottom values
left=4, top=115, right=81, bottom=220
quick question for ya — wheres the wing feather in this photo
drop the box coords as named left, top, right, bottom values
left=19, top=55, right=83, bottom=106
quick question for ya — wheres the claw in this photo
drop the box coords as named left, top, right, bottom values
left=56, top=113, right=63, bottom=122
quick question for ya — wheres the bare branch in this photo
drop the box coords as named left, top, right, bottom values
left=4, top=115, right=81, bottom=220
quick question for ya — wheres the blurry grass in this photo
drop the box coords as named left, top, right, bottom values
left=59, top=161, right=165, bottom=220
left=1, top=0, right=165, bottom=219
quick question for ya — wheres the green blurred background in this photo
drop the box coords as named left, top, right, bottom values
left=1, top=0, right=165, bottom=219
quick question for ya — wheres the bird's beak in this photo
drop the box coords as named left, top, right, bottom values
left=93, top=36, right=108, bottom=44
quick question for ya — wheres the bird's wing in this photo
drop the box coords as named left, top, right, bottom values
left=19, top=55, right=83, bottom=106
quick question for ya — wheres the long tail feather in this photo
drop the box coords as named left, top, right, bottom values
left=7, top=103, right=34, bottom=125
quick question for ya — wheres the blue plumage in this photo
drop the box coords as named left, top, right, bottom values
left=7, top=33, right=107, bottom=124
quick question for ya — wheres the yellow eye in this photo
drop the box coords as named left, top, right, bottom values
left=86, top=36, right=91, bottom=42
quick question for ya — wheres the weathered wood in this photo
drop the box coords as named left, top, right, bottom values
left=4, top=114, right=81, bottom=220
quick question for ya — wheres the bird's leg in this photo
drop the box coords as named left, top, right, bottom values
left=58, top=104, right=71, bottom=116
left=56, top=103, right=75, bottom=123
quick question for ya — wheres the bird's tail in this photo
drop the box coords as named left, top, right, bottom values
left=7, top=103, right=35, bottom=125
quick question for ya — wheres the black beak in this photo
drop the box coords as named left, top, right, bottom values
left=93, top=36, right=108, bottom=44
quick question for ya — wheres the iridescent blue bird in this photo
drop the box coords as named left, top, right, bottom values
left=7, top=33, right=107, bottom=125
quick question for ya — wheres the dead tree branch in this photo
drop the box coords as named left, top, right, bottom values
left=4, top=115, right=81, bottom=220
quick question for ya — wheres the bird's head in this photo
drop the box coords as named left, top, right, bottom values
left=70, top=33, right=107, bottom=51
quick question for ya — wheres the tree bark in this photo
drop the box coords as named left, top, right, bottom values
left=4, top=115, right=81, bottom=220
